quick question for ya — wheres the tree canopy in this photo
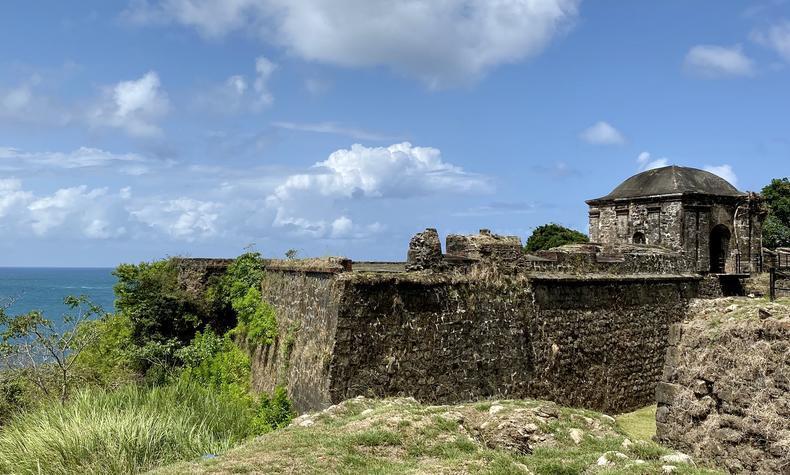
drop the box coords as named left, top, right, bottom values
left=761, top=177, right=790, bottom=249
left=524, top=223, right=589, bottom=252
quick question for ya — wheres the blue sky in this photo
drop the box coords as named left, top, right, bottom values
left=1, top=0, right=789, bottom=266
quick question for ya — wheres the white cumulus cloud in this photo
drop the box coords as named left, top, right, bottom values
left=124, top=0, right=580, bottom=87
left=131, top=197, right=221, bottom=240
left=579, top=121, right=625, bottom=145
left=0, top=179, right=34, bottom=219
left=266, top=142, right=488, bottom=237
left=636, top=151, right=669, bottom=171
left=90, top=71, right=169, bottom=137
left=683, top=44, right=755, bottom=78
left=703, top=164, right=738, bottom=187
left=751, top=20, right=790, bottom=62
left=27, top=186, right=126, bottom=238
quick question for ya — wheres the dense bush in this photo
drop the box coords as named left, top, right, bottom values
left=112, top=258, right=235, bottom=378
left=214, top=252, right=277, bottom=347
left=0, top=382, right=255, bottom=475
left=524, top=223, right=589, bottom=252
left=176, top=329, right=294, bottom=433
left=114, top=259, right=204, bottom=347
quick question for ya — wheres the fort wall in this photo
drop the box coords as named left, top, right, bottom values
left=178, top=259, right=700, bottom=414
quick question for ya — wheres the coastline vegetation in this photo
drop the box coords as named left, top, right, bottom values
left=0, top=250, right=294, bottom=474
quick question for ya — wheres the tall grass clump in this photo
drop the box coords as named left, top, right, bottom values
left=0, top=381, right=254, bottom=475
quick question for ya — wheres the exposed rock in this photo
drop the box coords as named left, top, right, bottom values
left=475, top=407, right=560, bottom=455
left=569, top=428, right=584, bottom=445
left=621, top=438, right=633, bottom=449
left=600, top=414, right=616, bottom=424
left=660, top=453, right=693, bottom=465
left=488, top=404, right=505, bottom=415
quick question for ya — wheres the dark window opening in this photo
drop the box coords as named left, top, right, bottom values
left=633, top=232, right=646, bottom=244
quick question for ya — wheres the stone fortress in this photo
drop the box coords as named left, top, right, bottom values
left=586, top=165, right=765, bottom=274
left=177, top=165, right=771, bottom=414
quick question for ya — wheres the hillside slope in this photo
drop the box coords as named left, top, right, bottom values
left=152, top=397, right=721, bottom=474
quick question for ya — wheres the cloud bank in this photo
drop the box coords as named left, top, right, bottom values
left=124, top=0, right=580, bottom=87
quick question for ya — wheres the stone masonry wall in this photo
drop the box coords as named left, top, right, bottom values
left=258, top=271, right=700, bottom=414
left=251, top=269, right=346, bottom=411
left=528, top=275, right=697, bottom=412
left=656, top=299, right=789, bottom=474
left=328, top=273, right=534, bottom=406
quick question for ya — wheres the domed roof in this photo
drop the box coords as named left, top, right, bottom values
left=589, top=165, right=744, bottom=203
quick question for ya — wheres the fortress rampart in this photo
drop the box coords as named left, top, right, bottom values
left=176, top=229, right=701, bottom=414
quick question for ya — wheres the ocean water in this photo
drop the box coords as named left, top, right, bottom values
left=0, top=268, right=116, bottom=320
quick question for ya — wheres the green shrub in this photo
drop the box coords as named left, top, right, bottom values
left=0, top=382, right=255, bottom=475
left=114, top=259, right=202, bottom=347
left=75, top=313, right=138, bottom=387
left=762, top=177, right=790, bottom=249
left=251, top=385, right=295, bottom=434
left=525, top=223, right=589, bottom=252
left=177, top=329, right=251, bottom=401
left=230, top=287, right=277, bottom=347
left=211, top=252, right=277, bottom=347
left=0, top=374, right=35, bottom=426
left=112, top=258, right=235, bottom=377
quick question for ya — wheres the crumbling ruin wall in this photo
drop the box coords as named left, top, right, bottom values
left=656, top=299, right=790, bottom=474
left=312, top=271, right=699, bottom=414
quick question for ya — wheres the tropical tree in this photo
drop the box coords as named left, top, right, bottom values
left=0, top=296, right=107, bottom=404
left=525, top=223, right=589, bottom=252
left=762, top=177, right=790, bottom=249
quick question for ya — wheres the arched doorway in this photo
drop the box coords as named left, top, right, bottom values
left=709, top=224, right=731, bottom=273
left=633, top=232, right=646, bottom=244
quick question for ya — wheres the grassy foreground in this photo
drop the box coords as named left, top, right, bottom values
left=153, top=398, right=722, bottom=475
left=0, top=382, right=255, bottom=475
left=615, top=405, right=657, bottom=442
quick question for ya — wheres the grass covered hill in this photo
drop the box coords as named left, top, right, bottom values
left=154, top=397, right=722, bottom=475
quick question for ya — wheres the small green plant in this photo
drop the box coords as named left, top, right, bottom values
left=251, top=386, right=295, bottom=434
